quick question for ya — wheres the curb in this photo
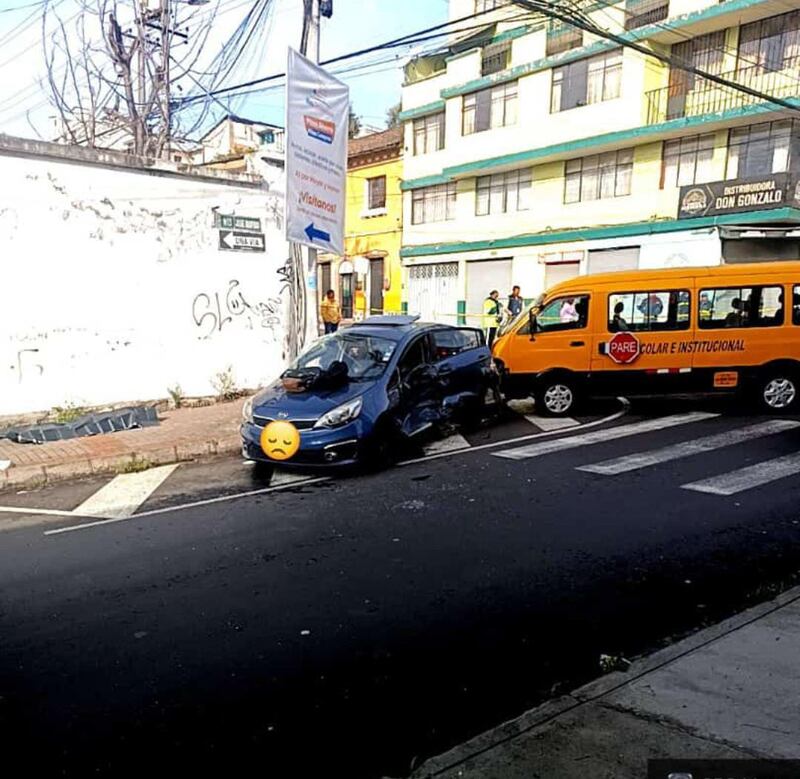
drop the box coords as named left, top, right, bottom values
left=0, top=438, right=242, bottom=494
left=408, top=582, right=800, bottom=778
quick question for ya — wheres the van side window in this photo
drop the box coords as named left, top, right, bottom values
left=608, top=290, right=690, bottom=333
left=793, top=286, right=800, bottom=325
left=698, top=287, right=784, bottom=329
left=521, top=294, right=589, bottom=334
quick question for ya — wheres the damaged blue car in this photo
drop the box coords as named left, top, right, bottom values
left=241, top=315, right=499, bottom=470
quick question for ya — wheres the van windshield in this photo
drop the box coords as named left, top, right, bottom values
left=499, top=294, right=544, bottom=336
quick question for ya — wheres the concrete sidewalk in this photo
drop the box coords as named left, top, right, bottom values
left=409, top=586, right=800, bottom=778
left=0, top=400, right=246, bottom=492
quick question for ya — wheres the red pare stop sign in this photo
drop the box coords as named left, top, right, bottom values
left=607, top=331, right=641, bottom=365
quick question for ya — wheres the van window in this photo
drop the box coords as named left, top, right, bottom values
left=793, top=286, right=800, bottom=325
left=698, top=286, right=784, bottom=329
left=608, top=290, right=690, bottom=332
left=520, top=295, right=589, bottom=334
left=431, top=328, right=481, bottom=360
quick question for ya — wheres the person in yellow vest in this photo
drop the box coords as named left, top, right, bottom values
left=320, top=289, right=341, bottom=334
left=483, top=290, right=503, bottom=348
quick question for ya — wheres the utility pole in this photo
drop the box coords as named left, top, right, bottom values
left=294, top=0, right=323, bottom=351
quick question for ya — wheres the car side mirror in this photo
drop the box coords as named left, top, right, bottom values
left=529, top=310, right=537, bottom=341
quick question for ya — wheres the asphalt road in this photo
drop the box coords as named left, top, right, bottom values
left=3, top=398, right=800, bottom=778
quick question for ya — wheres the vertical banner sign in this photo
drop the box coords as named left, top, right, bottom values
left=286, top=48, right=349, bottom=255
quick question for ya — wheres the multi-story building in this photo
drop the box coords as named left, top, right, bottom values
left=400, top=0, right=800, bottom=327
left=319, top=127, right=404, bottom=321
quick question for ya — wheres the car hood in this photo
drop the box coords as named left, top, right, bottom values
left=252, top=379, right=372, bottom=421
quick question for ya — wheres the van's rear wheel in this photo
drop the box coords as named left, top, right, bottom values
left=758, top=371, right=798, bottom=413
left=535, top=377, right=578, bottom=417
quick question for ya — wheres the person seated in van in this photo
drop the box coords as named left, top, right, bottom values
left=560, top=298, right=578, bottom=324
left=770, top=292, right=785, bottom=326
left=725, top=298, right=748, bottom=327
left=794, top=292, right=800, bottom=325
left=610, top=301, right=629, bottom=332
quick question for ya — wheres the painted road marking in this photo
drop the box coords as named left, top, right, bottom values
left=493, top=412, right=718, bottom=461
left=269, top=469, right=320, bottom=487
left=525, top=415, right=580, bottom=432
left=578, top=420, right=800, bottom=475
left=683, top=452, right=800, bottom=496
left=39, top=402, right=632, bottom=535
left=423, top=433, right=471, bottom=456
left=73, top=464, right=180, bottom=519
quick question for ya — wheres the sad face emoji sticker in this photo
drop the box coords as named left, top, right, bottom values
left=261, top=420, right=300, bottom=461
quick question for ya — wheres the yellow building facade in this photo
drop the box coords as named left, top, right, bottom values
left=319, top=127, right=404, bottom=321
left=400, top=0, right=800, bottom=327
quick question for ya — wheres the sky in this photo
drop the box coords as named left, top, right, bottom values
left=0, top=0, right=447, bottom=141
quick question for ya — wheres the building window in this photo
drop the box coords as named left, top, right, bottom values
left=726, top=120, right=800, bottom=179
left=475, top=0, right=510, bottom=11
left=624, top=0, right=669, bottom=31
left=475, top=169, right=531, bottom=215
left=367, top=176, right=387, bottom=210
left=463, top=81, right=518, bottom=135
left=411, top=183, right=457, bottom=225
left=413, top=112, right=445, bottom=155
left=738, top=10, right=800, bottom=73
left=481, top=42, right=511, bottom=76
left=546, top=19, right=583, bottom=56
left=564, top=149, right=633, bottom=203
left=551, top=50, right=622, bottom=113
left=661, top=134, right=716, bottom=188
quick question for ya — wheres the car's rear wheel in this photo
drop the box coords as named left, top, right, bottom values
left=757, top=371, right=798, bottom=413
left=535, top=376, right=579, bottom=417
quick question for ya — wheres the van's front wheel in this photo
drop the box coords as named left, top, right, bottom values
left=758, top=371, right=798, bottom=413
left=535, top=377, right=579, bottom=417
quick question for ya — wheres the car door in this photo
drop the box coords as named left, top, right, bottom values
left=393, top=334, right=443, bottom=438
left=525, top=293, right=592, bottom=374
left=430, top=327, right=490, bottom=408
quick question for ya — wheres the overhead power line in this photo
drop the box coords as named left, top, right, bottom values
left=510, top=0, right=800, bottom=114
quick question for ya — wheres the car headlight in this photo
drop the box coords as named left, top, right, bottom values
left=242, top=397, right=254, bottom=424
left=314, top=397, right=363, bottom=429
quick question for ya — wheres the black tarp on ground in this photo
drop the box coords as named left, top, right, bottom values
left=1, top=406, right=159, bottom=444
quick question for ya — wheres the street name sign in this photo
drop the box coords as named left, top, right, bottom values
left=218, top=230, right=266, bottom=253
left=285, top=48, right=349, bottom=255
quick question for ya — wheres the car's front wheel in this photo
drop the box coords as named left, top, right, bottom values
left=535, top=376, right=579, bottom=417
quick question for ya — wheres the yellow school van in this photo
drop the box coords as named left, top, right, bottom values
left=492, top=262, right=800, bottom=416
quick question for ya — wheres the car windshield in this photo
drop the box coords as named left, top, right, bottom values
left=292, top=332, right=398, bottom=381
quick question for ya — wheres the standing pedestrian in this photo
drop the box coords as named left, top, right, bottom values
left=320, top=289, right=341, bottom=335
left=507, top=285, right=523, bottom=319
left=483, top=290, right=503, bottom=348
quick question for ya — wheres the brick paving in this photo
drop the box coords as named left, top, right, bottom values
left=0, top=401, right=247, bottom=492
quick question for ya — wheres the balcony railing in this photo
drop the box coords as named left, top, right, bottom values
left=645, top=63, right=800, bottom=125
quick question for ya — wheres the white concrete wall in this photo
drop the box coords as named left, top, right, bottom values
left=0, top=151, right=291, bottom=415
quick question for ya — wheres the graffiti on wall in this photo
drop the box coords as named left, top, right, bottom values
left=192, top=279, right=282, bottom=340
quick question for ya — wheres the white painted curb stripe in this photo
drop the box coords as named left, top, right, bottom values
left=578, top=419, right=800, bottom=475
left=683, top=451, right=800, bottom=496
left=73, top=464, right=180, bottom=519
left=494, top=412, right=718, bottom=461
left=525, top=415, right=580, bottom=432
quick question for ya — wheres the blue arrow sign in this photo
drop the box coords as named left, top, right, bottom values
left=305, top=223, right=331, bottom=244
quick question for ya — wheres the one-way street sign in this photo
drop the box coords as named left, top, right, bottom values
left=218, top=230, right=266, bottom=253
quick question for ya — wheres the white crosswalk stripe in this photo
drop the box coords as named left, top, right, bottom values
left=73, top=464, right=180, bottom=519
left=578, top=420, right=800, bottom=475
left=423, top=433, right=471, bottom=456
left=493, top=412, right=718, bottom=461
left=683, top=452, right=800, bottom=496
left=525, top=415, right=580, bottom=432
